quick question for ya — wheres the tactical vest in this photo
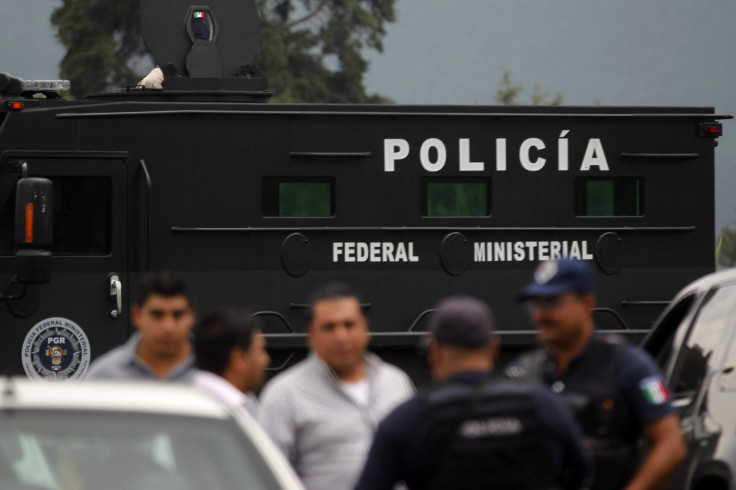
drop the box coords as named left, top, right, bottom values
left=423, top=377, right=559, bottom=490
left=511, top=337, right=639, bottom=490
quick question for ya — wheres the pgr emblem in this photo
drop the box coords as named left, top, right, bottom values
left=22, top=317, right=91, bottom=381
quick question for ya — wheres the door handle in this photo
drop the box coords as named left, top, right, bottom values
left=109, top=274, right=122, bottom=318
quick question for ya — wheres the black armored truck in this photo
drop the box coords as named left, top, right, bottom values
left=0, top=0, right=731, bottom=382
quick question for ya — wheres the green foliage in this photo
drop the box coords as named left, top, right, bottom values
left=494, top=70, right=523, bottom=105
left=51, top=0, right=148, bottom=98
left=51, top=0, right=395, bottom=103
left=530, top=83, right=563, bottom=106
left=717, top=215, right=736, bottom=269
left=255, top=0, right=395, bottom=103
left=494, top=69, right=563, bottom=106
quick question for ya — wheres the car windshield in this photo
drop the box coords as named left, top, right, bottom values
left=0, top=410, right=282, bottom=490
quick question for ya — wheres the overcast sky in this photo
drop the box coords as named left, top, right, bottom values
left=364, top=0, right=736, bottom=236
left=2, top=0, right=735, bottom=231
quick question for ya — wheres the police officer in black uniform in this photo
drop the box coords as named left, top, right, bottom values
left=355, top=296, right=593, bottom=490
left=507, top=259, right=686, bottom=490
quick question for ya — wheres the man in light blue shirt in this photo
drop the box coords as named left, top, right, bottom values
left=86, top=271, right=197, bottom=382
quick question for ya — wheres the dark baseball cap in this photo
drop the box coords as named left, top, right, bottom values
left=518, top=259, right=596, bottom=300
left=429, top=296, right=495, bottom=348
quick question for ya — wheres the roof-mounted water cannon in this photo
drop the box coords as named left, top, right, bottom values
left=139, top=0, right=270, bottom=101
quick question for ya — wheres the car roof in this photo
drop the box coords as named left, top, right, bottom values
left=0, top=377, right=307, bottom=489
left=0, top=377, right=230, bottom=419
left=672, top=267, right=736, bottom=300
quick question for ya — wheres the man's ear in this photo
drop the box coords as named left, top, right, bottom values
left=131, top=304, right=142, bottom=330
left=229, top=346, right=246, bottom=371
left=427, top=340, right=441, bottom=370
left=306, top=322, right=315, bottom=350
left=490, top=335, right=502, bottom=365
left=583, top=292, right=597, bottom=312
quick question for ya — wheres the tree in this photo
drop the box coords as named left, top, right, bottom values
left=717, top=214, right=736, bottom=269
left=494, top=69, right=563, bottom=106
left=256, top=0, right=395, bottom=103
left=51, top=0, right=396, bottom=103
left=51, top=0, right=149, bottom=98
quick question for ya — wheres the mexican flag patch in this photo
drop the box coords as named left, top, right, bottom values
left=639, top=376, right=670, bottom=405
left=193, top=11, right=205, bottom=19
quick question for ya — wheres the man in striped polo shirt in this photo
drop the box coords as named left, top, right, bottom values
left=259, top=283, right=414, bottom=490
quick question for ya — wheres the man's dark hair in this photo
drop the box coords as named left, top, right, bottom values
left=307, top=282, right=366, bottom=324
left=135, top=271, right=194, bottom=308
left=194, top=309, right=261, bottom=375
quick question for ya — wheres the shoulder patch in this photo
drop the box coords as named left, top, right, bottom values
left=639, top=376, right=670, bottom=405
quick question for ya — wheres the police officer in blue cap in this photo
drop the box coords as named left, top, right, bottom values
left=355, top=296, right=593, bottom=490
left=507, top=259, right=686, bottom=490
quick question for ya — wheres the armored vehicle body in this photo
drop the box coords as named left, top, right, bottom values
left=0, top=0, right=730, bottom=382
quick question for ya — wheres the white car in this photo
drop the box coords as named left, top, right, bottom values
left=643, top=268, right=736, bottom=490
left=0, top=378, right=304, bottom=490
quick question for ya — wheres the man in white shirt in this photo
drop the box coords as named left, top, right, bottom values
left=258, top=283, right=414, bottom=490
left=193, top=309, right=270, bottom=416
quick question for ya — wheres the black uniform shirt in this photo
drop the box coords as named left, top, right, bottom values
left=354, top=371, right=593, bottom=490
left=509, top=335, right=675, bottom=428
left=505, top=335, right=676, bottom=490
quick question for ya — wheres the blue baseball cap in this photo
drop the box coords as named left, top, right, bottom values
left=518, top=259, right=596, bottom=300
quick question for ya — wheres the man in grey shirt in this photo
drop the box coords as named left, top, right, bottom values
left=259, top=283, right=414, bottom=490
left=86, top=271, right=197, bottom=382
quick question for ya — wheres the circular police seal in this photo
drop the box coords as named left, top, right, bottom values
left=21, top=317, right=91, bottom=381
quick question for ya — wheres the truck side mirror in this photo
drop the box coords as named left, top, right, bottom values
left=14, top=178, right=53, bottom=284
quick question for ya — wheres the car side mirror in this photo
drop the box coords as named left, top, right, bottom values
left=14, top=177, right=53, bottom=284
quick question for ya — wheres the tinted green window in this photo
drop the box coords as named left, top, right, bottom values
left=0, top=177, right=111, bottom=256
left=262, top=177, right=334, bottom=217
left=422, top=178, right=490, bottom=217
left=575, top=177, right=643, bottom=216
